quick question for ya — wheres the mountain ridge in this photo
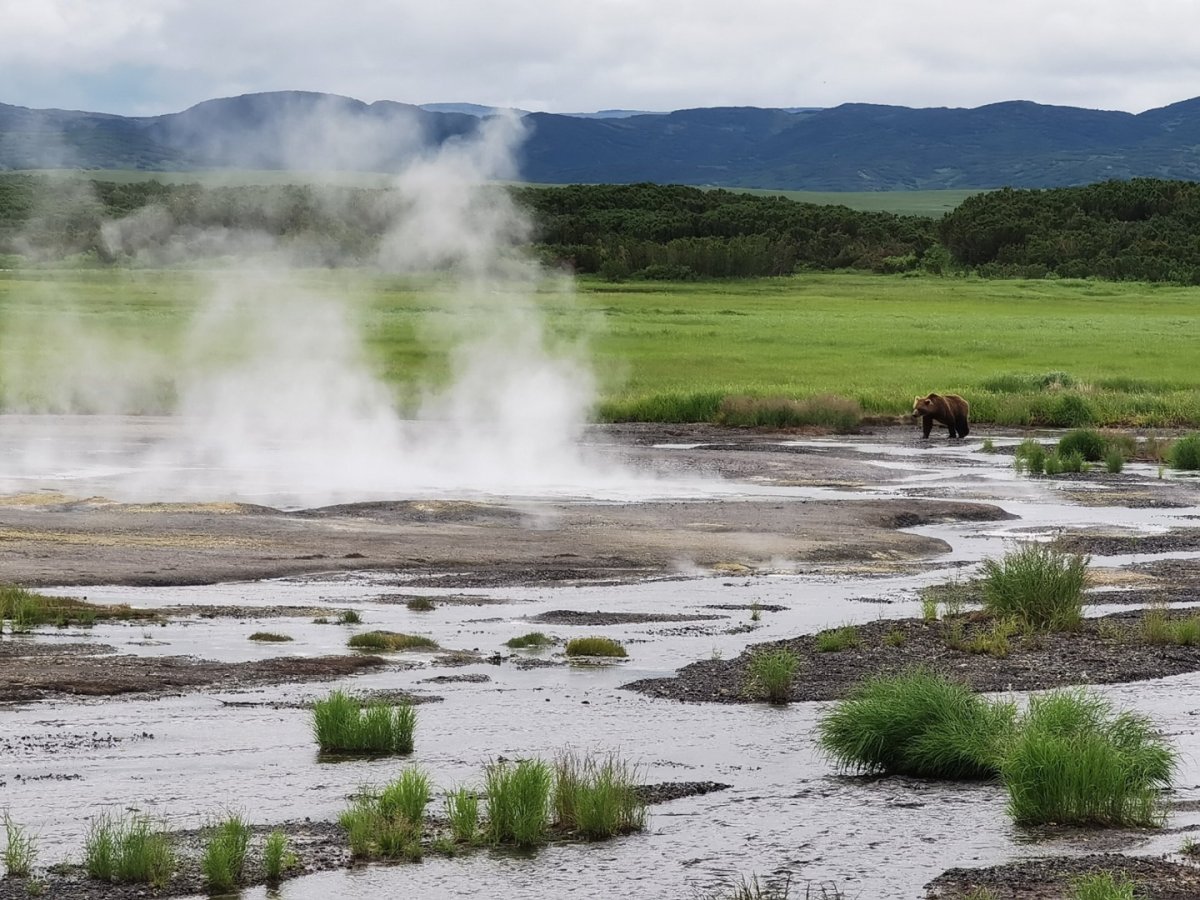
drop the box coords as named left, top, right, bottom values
left=2, top=91, right=1200, bottom=190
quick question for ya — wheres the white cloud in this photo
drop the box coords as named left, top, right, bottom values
left=1, top=0, right=1199, bottom=114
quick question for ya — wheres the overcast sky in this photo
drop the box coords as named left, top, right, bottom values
left=3, top=0, right=1200, bottom=116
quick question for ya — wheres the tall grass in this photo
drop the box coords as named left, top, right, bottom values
left=484, top=758, right=553, bottom=848
left=201, top=814, right=250, bottom=891
left=1001, top=689, right=1176, bottom=827
left=311, top=690, right=416, bottom=755
left=84, top=813, right=175, bottom=888
left=378, top=768, right=431, bottom=826
left=444, top=787, right=480, bottom=844
left=814, top=625, right=860, bottom=652
left=553, top=751, right=646, bottom=840
left=716, top=394, right=861, bottom=431
left=980, top=544, right=1088, bottom=631
left=744, top=648, right=800, bottom=703
left=817, top=669, right=1016, bottom=779
left=0, top=585, right=154, bottom=632
left=1013, top=440, right=1046, bottom=475
left=263, top=829, right=295, bottom=881
left=2, top=815, right=35, bottom=877
left=1058, top=429, right=1107, bottom=462
left=505, top=631, right=554, bottom=649
left=1071, top=873, right=1135, bottom=900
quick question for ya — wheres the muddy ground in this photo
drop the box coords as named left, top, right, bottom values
left=925, top=854, right=1200, bottom=899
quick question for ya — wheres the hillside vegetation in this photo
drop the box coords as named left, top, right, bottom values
left=4, top=175, right=1200, bottom=284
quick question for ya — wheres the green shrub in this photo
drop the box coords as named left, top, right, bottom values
left=484, top=758, right=553, bottom=848
left=1058, top=429, right=1107, bottom=462
left=1168, top=433, right=1200, bottom=470
left=564, top=637, right=627, bottom=658
left=1103, top=449, right=1125, bottom=473
left=347, top=631, right=438, bottom=651
left=744, top=648, right=799, bottom=703
left=553, top=751, right=646, bottom=840
left=814, top=625, right=860, bottom=653
left=311, top=690, right=416, bottom=755
left=817, top=669, right=1015, bottom=779
left=3, top=815, right=35, bottom=878
left=201, top=815, right=250, bottom=891
left=1049, top=393, right=1094, bottom=427
left=505, top=631, right=554, bottom=649
left=1071, top=873, right=1135, bottom=900
left=1001, top=689, right=1176, bottom=827
left=84, top=814, right=175, bottom=888
left=980, top=544, right=1088, bottom=631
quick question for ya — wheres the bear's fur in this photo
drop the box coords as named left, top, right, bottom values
left=912, top=392, right=970, bottom=439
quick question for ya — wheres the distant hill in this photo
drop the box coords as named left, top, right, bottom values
left=3, top=91, right=1200, bottom=190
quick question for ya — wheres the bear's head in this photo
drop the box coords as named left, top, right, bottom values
left=912, top=393, right=940, bottom=417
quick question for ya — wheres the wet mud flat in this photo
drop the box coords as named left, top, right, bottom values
left=926, top=854, right=1200, bottom=899
left=5, top=423, right=1200, bottom=898
left=624, top=608, right=1200, bottom=704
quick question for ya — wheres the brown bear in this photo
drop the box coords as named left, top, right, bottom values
left=912, top=392, right=970, bottom=439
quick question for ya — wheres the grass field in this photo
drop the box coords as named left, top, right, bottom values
left=1, top=270, right=1198, bottom=427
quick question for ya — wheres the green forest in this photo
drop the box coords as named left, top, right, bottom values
left=2, top=174, right=1200, bottom=283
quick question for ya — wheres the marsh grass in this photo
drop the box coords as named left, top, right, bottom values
left=1140, top=604, right=1200, bottom=646
left=311, top=690, right=416, bottom=755
left=553, top=751, right=646, bottom=840
left=378, top=768, right=431, bottom=826
left=1070, top=873, right=1135, bottom=900
left=744, top=648, right=800, bottom=703
left=505, top=631, right=554, bottom=649
left=1104, top=449, right=1125, bottom=473
left=980, top=438, right=996, bottom=453
left=965, top=617, right=1020, bottom=658
left=564, top=637, right=627, bottom=658
left=444, top=787, right=480, bottom=844
left=1168, top=433, right=1200, bottom=470
left=0, top=585, right=155, bottom=632
left=263, top=830, right=295, bottom=881
left=3, top=815, right=35, bottom=877
left=883, top=628, right=906, bottom=647
left=980, top=544, right=1088, bottom=631
left=485, top=758, right=553, bottom=848
left=717, top=394, right=861, bottom=432
left=817, top=669, right=1016, bottom=779
left=337, top=609, right=363, bottom=625
left=1002, top=689, right=1176, bottom=827
left=339, top=798, right=422, bottom=862
left=200, top=814, right=250, bottom=891
left=84, top=813, right=175, bottom=887
left=1058, top=429, right=1108, bottom=462
left=814, top=625, right=860, bottom=653
left=1014, top=440, right=1047, bottom=475
left=248, top=631, right=292, bottom=642
left=347, top=630, right=438, bottom=651
left=405, top=597, right=435, bottom=611
left=698, top=874, right=846, bottom=899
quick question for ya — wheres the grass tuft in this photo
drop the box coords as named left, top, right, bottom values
left=0, top=585, right=156, bottom=632
left=3, top=815, right=36, bottom=878
left=980, top=544, right=1088, bottom=631
left=201, top=814, right=250, bottom=892
left=564, top=636, right=627, bottom=658
left=1058, top=429, right=1108, bottom=462
left=814, top=625, right=860, bottom=653
left=347, top=630, right=439, bottom=651
left=337, top=609, right=363, bottom=625
left=505, top=631, right=554, bottom=649
left=1001, top=689, right=1176, bottom=827
left=311, top=690, right=416, bottom=755
left=248, top=631, right=293, bottom=642
left=817, top=668, right=1015, bottom=779
left=1013, top=439, right=1046, bottom=475
left=444, top=787, right=480, bottom=844
left=405, top=597, right=435, bottom=611
left=744, top=648, right=799, bottom=704
left=484, top=758, right=553, bottom=848
left=1167, top=433, right=1200, bottom=470
left=717, top=394, right=861, bottom=432
left=83, top=813, right=175, bottom=888
left=553, top=750, right=646, bottom=840
left=263, top=829, right=295, bottom=881
left=1070, top=872, right=1135, bottom=900
left=339, top=774, right=426, bottom=862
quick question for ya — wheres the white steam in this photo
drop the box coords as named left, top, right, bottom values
left=0, top=110, right=632, bottom=506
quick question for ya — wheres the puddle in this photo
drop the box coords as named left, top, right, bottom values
left=3, top=422, right=1200, bottom=897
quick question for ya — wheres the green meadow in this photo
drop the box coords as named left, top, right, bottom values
left=1, top=269, right=1198, bottom=427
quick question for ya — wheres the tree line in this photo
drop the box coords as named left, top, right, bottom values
left=2, top=174, right=1200, bottom=282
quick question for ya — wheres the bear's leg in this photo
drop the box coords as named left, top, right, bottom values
left=946, top=422, right=957, bottom=438
left=922, top=415, right=933, bottom=438
left=956, top=414, right=970, bottom=438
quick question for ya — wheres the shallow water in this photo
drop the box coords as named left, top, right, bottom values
left=4, top=425, right=1200, bottom=898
